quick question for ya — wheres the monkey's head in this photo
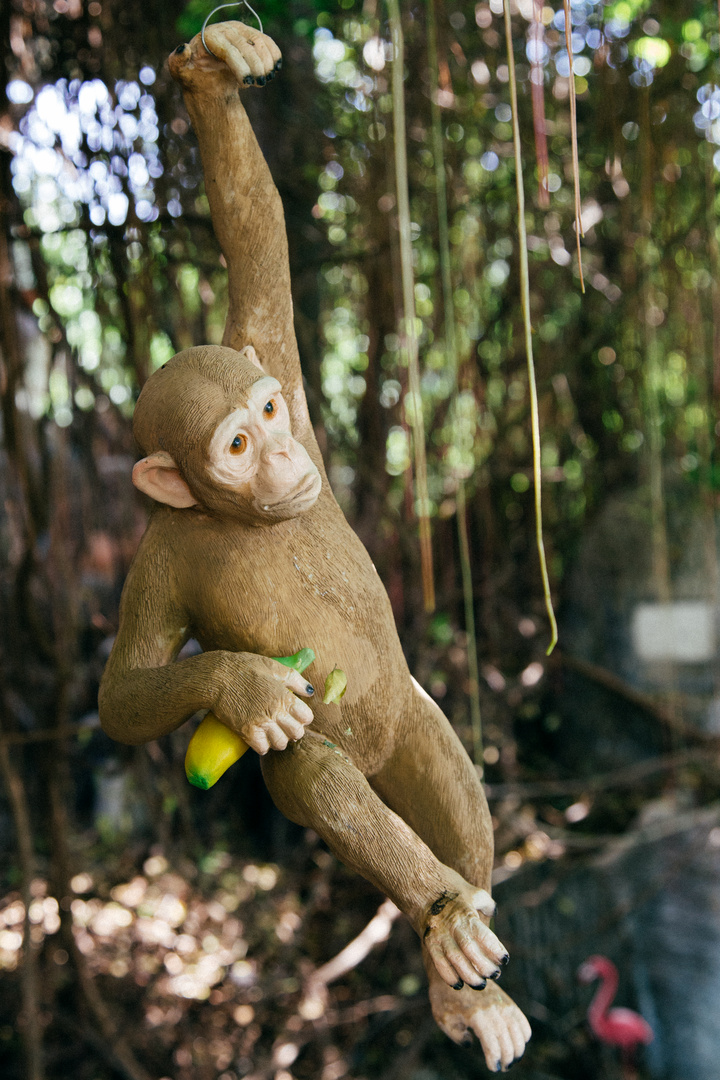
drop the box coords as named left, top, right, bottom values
left=132, top=345, right=322, bottom=525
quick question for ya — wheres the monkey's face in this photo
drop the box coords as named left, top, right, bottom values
left=205, top=375, right=322, bottom=523
left=132, top=345, right=322, bottom=526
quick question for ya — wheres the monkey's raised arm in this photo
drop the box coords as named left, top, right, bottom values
left=168, top=24, right=314, bottom=446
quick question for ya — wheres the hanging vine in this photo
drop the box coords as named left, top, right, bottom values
left=564, top=0, right=585, bottom=292
left=387, top=0, right=435, bottom=613
left=426, top=0, right=483, bottom=761
left=503, top=0, right=558, bottom=654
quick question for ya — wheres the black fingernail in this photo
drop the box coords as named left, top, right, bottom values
left=244, top=75, right=254, bottom=84
left=257, top=75, right=267, bottom=86
left=306, top=684, right=314, bottom=695
left=472, top=979, right=487, bottom=991
left=453, top=979, right=464, bottom=990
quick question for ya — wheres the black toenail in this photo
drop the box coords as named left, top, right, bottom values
left=472, top=979, right=487, bottom=990
left=491, top=969, right=501, bottom=980
left=244, top=75, right=254, bottom=84
left=495, top=1063, right=502, bottom=1073
left=501, top=953, right=510, bottom=965
left=258, top=75, right=267, bottom=85
left=275, top=58, right=282, bottom=69
left=453, top=979, right=464, bottom=990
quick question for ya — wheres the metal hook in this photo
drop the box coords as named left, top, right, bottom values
left=201, top=1, right=264, bottom=59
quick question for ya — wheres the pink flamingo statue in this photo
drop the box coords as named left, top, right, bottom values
left=578, top=955, right=654, bottom=1080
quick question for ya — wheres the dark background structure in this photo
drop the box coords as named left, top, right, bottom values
left=1, top=1, right=720, bottom=1078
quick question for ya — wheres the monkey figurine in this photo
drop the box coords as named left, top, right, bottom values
left=99, top=21, right=531, bottom=1071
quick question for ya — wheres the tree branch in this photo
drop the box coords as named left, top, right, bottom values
left=485, top=745, right=716, bottom=800
left=553, top=650, right=717, bottom=745
left=0, top=708, right=45, bottom=1080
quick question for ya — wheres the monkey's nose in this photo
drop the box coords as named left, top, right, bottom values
left=265, top=434, right=293, bottom=461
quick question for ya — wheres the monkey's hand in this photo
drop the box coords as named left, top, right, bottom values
left=420, top=869, right=510, bottom=991
left=168, top=21, right=282, bottom=90
left=212, top=652, right=314, bottom=755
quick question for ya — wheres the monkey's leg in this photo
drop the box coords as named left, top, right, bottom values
left=370, top=687, right=493, bottom=889
left=259, top=733, right=507, bottom=971
left=370, top=689, right=532, bottom=1072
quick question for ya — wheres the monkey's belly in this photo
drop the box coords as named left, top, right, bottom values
left=188, top=520, right=409, bottom=775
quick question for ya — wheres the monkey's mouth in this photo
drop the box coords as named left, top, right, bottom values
left=286, top=470, right=323, bottom=507
left=262, top=470, right=322, bottom=514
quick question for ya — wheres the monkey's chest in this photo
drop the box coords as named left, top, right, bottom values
left=187, top=522, right=406, bottom=771
left=194, top=537, right=379, bottom=645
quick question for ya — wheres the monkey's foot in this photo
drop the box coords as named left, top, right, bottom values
left=169, top=20, right=282, bottom=88
left=419, top=870, right=509, bottom=989
left=427, top=964, right=532, bottom=1072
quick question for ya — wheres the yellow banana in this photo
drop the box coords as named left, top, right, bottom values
left=184, top=712, right=248, bottom=790
left=185, top=648, right=315, bottom=789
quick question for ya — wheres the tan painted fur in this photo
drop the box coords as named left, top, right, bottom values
left=99, top=23, right=531, bottom=1070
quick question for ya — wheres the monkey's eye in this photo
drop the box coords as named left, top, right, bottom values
left=263, top=399, right=277, bottom=418
left=229, top=434, right=247, bottom=455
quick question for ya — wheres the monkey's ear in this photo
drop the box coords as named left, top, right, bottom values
left=238, top=345, right=264, bottom=371
left=132, top=452, right=198, bottom=508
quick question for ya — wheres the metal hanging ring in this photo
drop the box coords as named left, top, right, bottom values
left=201, top=1, right=264, bottom=59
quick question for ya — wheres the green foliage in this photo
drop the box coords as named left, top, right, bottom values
left=4, top=6, right=720, bottom=1077
left=176, top=0, right=338, bottom=40
left=5, top=0, right=720, bottom=652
